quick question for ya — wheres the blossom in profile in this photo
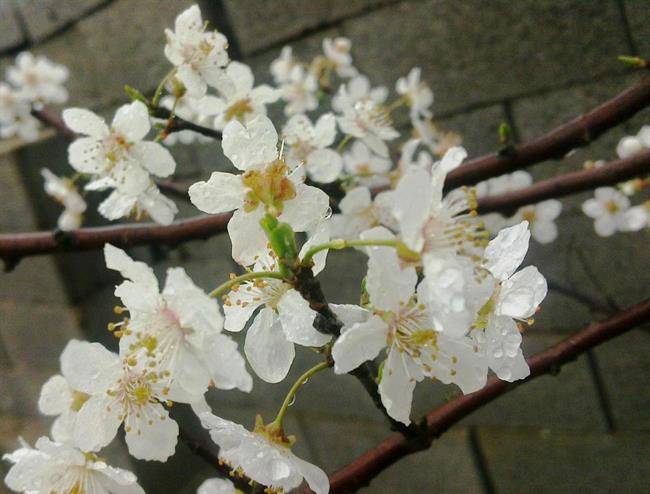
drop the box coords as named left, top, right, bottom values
left=164, top=5, right=229, bottom=97
left=582, top=186, right=647, bottom=236
left=322, top=37, right=358, bottom=78
left=270, top=46, right=297, bottom=85
left=616, top=125, right=650, bottom=158
left=40, top=168, right=86, bottom=231
left=3, top=437, right=144, bottom=494
left=6, top=51, right=69, bottom=104
left=198, top=477, right=239, bottom=494
left=396, top=67, right=433, bottom=120
left=200, top=413, right=329, bottom=494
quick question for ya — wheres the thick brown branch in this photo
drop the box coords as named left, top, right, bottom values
left=292, top=298, right=650, bottom=494
left=0, top=213, right=231, bottom=269
left=444, top=75, right=650, bottom=189
left=476, top=149, right=650, bottom=214
left=2, top=150, right=647, bottom=265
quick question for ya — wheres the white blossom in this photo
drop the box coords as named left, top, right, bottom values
left=105, top=244, right=252, bottom=400
left=342, top=140, right=392, bottom=187
left=6, top=52, right=69, bottom=104
left=510, top=199, right=562, bottom=244
left=616, top=125, right=650, bottom=158
left=200, top=413, right=329, bottom=494
left=189, top=115, right=330, bottom=265
left=207, top=62, right=279, bottom=130
left=224, top=229, right=331, bottom=383
left=270, top=46, right=296, bottom=85
left=279, top=65, right=319, bottom=116
left=63, top=101, right=177, bottom=223
left=57, top=339, right=179, bottom=461
left=476, top=221, right=548, bottom=381
left=0, top=83, right=40, bottom=141
left=3, top=437, right=144, bottom=494
left=98, top=185, right=179, bottom=225
left=40, top=168, right=86, bottom=231
left=332, top=75, right=387, bottom=112
left=322, top=37, right=358, bottom=78
left=281, top=113, right=342, bottom=183
left=164, top=5, right=229, bottom=97
left=331, top=227, right=488, bottom=425
left=396, top=67, right=433, bottom=120
left=582, top=187, right=647, bottom=236
left=330, top=186, right=396, bottom=240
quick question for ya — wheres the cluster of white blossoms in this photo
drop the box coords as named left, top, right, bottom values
left=31, top=4, right=650, bottom=494
left=581, top=126, right=650, bottom=236
left=0, top=52, right=68, bottom=141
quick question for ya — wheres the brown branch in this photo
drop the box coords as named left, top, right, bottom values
left=2, top=150, right=647, bottom=266
left=443, top=75, right=650, bottom=190
left=476, top=149, right=650, bottom=214
left=0, top=213, right=231, bottom=270
left=292, top=297, right=650, bottom=494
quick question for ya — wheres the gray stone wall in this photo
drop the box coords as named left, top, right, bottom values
left=1, top=1, right=649, bottom=493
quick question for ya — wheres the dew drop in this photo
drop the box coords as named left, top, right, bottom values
left=287, top=395, right=296, bottom=407
left=323, top=206, right=332, bottom=220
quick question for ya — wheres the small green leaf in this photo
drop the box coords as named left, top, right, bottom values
left=124, top=85, right=148, bottom=105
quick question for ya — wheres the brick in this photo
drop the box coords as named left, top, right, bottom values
left=29, top=0, right=196, bottom=110
left=477, top=428, right=650, bottom=493
left=224, top=0, right=393, bottom=56
left=343, top=0, right=630, bottom=114
left=594, top=329, right=650, bottom=430
left=300, top=417, right=482, bottom=493
left=0, top=154, right=37, bottom=230
left=0, top=2, right=24, bottom=52
left=14, top=0, right=108, bottom=42
left=437, top=104, right=507, bottom=158
left=0, top=299, right=81, bottom=368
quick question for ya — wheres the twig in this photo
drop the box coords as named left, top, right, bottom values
left=292, top=297, right=650, bottom=494
left=476, top=149, right=650, bottom=214
left=443, top=75, right=650, bottom=189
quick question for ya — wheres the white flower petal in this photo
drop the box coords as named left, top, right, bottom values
left=74, top=394, right=122, bottom=452
left=124, top=404, right=178, bottom=461
left=484, top=221, right=531, bottom=280
left=222, top=115, right=278, bottom=170
left=332, top=315, right=388, bottom=374
left=307, top=148, right=343, bottom=183
left=378, top=347, right=416, bottom=425
left=280, top=183, right=330, bottom=231
left=204, top=333, right=253, bottom=392
left=244, top=308, right=295, bottom=383
left=392, top=166, right=432, bottom=252
left=497, top=265, right=547, bottom=319
left=277, top=289, right=331, bottom=347
left=61, top=339, right=120, bottom=394
left=189, top=172, right=247, bottom=214
left=111, top=101, right=150, bottom=142
left=62, top=108, right=108, bottom=137
left=228, top=207, right=269, bottom=266
left=38, top=375, right=72, bottom=415
left=68, top=137, right=103, bottom=173
left=131, top=141, right=176, bottom=177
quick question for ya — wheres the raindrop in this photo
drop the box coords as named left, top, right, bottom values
left=323, top=207, right=332, bottom=220
left=287, top=395, right=296, bottom=407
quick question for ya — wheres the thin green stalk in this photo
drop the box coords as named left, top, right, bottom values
left=209, top=271, right=285, bottom=299
left=336, top=134, right=352, bottom=153
left=151, top=68, right=178, bottom=108
left=269, top=360, right=332, bottom=429
left=302, top=238, right=412, bottom=266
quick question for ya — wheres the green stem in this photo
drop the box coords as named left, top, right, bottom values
left=269, top=360, right=331, bottom=429
left=302, top=238, right=418, bottom=266
left=209, top=271, right=285, bottom=299
left=151, top=68, right=178, bottom=108
left=336, top=134, right=352, bottom=153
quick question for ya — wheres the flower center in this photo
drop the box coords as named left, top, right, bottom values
left=225, top=98, right=253, bottom=122
left=521, top=208, right=536, bottom=224
left=242, top=160, right=296, bottom=215
left=605, top=200, right=620, bottom=214
left=103, top=132, right=132, bottom=164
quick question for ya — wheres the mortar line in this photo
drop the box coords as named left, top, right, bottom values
left=468, top=426, right=498, bottom=494
left=585, top=350, right=617, bottom=433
